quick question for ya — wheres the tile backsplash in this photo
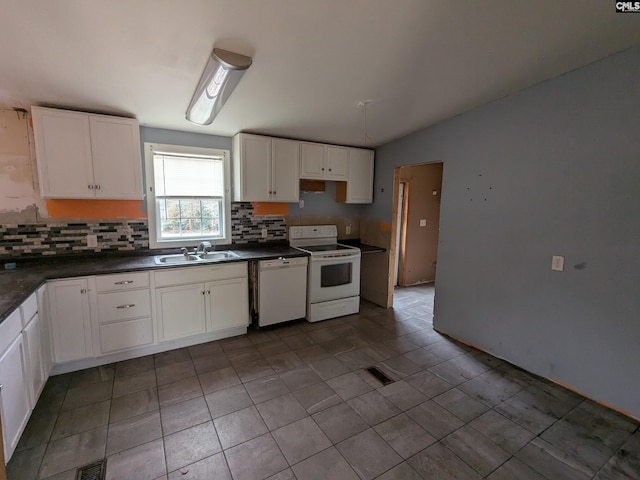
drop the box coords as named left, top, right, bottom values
left=0, top=202, right=289, bottom=258
left=0, top=221, right=150, bottom=258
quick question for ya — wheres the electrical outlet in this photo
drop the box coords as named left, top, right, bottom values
left=419, top=219, right=427, bottom=227
left=551, top=255, right=564, bottom=272
left=261, top=228, right=268, bottom=238
left=299, top=199, right=304, bottom=208
left=346, top=225, right=351, bottom=235
left=87, top=234, right=98, bottom=248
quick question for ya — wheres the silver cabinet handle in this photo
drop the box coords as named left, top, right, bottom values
left=114, top=280, right=134, bottom=285
left=116, top=304, right=136, bottom=309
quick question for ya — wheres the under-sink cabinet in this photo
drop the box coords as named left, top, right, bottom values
left=154, top=263, right=249, bottom=342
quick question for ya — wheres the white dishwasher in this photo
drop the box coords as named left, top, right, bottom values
left=258, top=257, right=308, bottom=327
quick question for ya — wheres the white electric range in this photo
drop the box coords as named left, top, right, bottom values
left=289, top=225, right=361, bottom=322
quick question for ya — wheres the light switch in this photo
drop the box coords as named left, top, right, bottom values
left=87, top=234, right=98, bottom=248
left=346, top=225, right=351, bottom=234
left=419, top=219, right=427, bottom=227
left=551, top=255, right=564, bottom=272
left=261, top=228, right=268, bottom=238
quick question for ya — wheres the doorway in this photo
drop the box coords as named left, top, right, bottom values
left=391, top=162, right=443, bottom=291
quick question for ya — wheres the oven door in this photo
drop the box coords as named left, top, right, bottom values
left=308, top=252, right=361, bottom=303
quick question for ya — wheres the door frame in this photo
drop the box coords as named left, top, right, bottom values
left=387, top=162, right=443, bottom=306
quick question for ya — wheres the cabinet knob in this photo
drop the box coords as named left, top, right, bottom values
left=0, top=384, right=3, bottom=391
left=201, top=291, right=206, bottom=295
left=273, top=191, right=276, bottom=194
left=321, top=168, right=325, bottom=171
left=81, top=289, right=87, bottom=294
left=88, top=185, right=94, bottom=189
left=95, top=185, right=101, bottom=190
left=206, top=290, right=211, bottom=295
left=328, top=168, right=332, bottom=171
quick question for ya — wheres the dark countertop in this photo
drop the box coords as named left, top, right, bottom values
left=340, top=240, right=387, bottom=254
left=0, top=245, right=306, bottom=325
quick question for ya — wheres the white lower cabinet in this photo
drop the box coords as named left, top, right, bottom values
left=0, top=322, right=31, bottom=461
left=23, top=313, right=46, bottom=407
left=93, top=272, right=153, bottom=355
left=47, top=278, right=93, bottom=363
left=154, top=263, right=249, bottom=342
left=156, top=283, right=208, bottom=341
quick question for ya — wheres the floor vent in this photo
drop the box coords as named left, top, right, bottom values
left=76, top=459, right=106, bottom=480
left=366, top=366, right=394, bottom=385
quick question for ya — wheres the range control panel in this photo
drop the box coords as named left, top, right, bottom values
left=289, top=225, right=338, bottom=241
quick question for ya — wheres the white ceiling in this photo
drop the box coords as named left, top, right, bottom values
left=1, top=1, right=639, bottom=147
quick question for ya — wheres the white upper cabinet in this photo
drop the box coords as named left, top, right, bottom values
left=32, top=106, right=143, bottom=199
left=271, top=138, right=300, bottom=202
left=233, top=133, right=299, bottom=202
left=343, top=148, right=375, bottom=203
left=326, top=146, right=349, bottom=180
left=300, top=143, right=348, bottom=181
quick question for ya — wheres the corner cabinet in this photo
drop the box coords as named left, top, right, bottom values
left=31, top=106, right=143, bottom=199
left=232, top=133, right=300, bottom=202
left=154, top=263, right=249, bottom=342
left=0, top=310, right=30, bottom=462
left=337, top=148, right=375, bottom=203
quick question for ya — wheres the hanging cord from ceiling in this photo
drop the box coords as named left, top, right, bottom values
left=358, top=101, right=371, bottom=143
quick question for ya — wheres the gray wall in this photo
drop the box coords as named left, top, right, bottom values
left=366, top=45, right=640, bottom=418
left=140, top=126, right=232, bottom=150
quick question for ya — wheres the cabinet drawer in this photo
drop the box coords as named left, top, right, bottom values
left=0, top=309, right=22, bottom=355
left=95, top=271, right=150, bottom=292
left=19, top=293, right=38, bottom=327
left=154, top=262, right=247, bottom=287
left=99, top=317, right=153, bottom=353
left=97, top=290, right=151, bottom=323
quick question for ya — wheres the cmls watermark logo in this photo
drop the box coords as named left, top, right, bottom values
left=616, top=1, right=640, bottom=12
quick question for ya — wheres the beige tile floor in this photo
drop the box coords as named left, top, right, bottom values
left=7, top=284, right=639, bottom=479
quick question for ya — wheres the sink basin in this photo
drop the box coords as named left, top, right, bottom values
left=155, top=254, right=201, bottom=265
left=198, top=251, right=239, bottom=261
left=154, top=250, right=239, bottom=265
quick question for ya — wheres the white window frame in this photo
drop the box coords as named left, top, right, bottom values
left=144, top=142, right=231, bottom=249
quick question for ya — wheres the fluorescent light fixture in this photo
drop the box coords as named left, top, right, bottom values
left=186, top=48, right=252, bottom=125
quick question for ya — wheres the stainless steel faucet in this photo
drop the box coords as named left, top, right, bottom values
left=196, top=241, right=212, bottom=254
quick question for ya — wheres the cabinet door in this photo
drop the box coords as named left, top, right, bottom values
left=90, top=116, right=143, bottom=199
left=326, top=146, right=349, bottom=180
left=271, top=138, right=300, bottom=202
left=235, top=134, right=271, bottom=201
left=0, top=336, right=31, bottom=461
left=300, top=143, right=326, bottom=179
left=206, top=277, right=249, bottom=331
left=47, top=278, right=93, bottom=363
left=347, top=148, right=374, bottom=203
left=31, top=107, right=94, bottom=198
left=36, top=284, right=52, bottom=377
left=156, top=284, right=207, bottom=341
left=23, top=314, right=46, bottom=408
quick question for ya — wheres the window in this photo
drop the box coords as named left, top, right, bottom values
left=144, top=143, right=231, bottom=249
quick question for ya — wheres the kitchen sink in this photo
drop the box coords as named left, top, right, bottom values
left=198, top=251, right=239, bottom=261
left=154, top=250, right=239, bottom=265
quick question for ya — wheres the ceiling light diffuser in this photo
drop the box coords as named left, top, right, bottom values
left=185, top=48, right=252, bottom=125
